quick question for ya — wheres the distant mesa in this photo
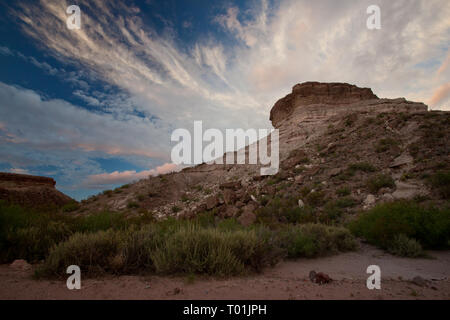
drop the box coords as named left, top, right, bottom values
left=0, top=172, right=74, bottom=208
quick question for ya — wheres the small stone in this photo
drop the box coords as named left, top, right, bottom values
left=10, top=259, right=31, bottom=271
left=329, top=168, right=341, bottom=177
left=411, top=276, right=428, bottom=287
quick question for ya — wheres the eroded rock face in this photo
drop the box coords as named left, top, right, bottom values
left=270, top=82, right=379, bottom=127
left=269, top=82, right=428, bottom=161
left=0, top=172, right=74, bottom=208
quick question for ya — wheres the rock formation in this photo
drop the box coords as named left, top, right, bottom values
left=0, top=172, right=74, bottom=208
left=75, top=82, right=448, bottom=223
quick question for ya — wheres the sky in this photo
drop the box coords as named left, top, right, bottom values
left=0, top=0, right=449, bottom=200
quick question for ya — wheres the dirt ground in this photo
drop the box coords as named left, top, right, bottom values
left=1, top=244, right=449, bottom=300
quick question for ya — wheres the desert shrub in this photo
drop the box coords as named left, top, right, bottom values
left=276, top=224, right=357, bottom=259
left=62, top=201, right=80, bottom=213
left=2, top=221, right=71, bottom=263
left=429, top=171, right=450, bottom=199
left=375, top=138, right=398, bottom=153
left=256, top=197, right=316, bottom=225
left=37, top=230, right=121, bottom=277
left=127, top=201, right=139, bottom=209
left=348, top=162, right=376, bottom=173
left=366, top=174, right=395, bottom=193
left=336, top=187, right=351, bottom=197
left=388, top=234, right=424, bottom=258
left=171, top=205, right=181, bottom=213
left=305, top=191, right=326, bottom=206
left=137, top=194, right=146, bottom=202
left=73, top=211, right=129, bottom=233
left=102, top=190, right=113, bottom=197
left=150, top=225, right=276, bottom=276
left=0, top=202, right=73, bottom=262
left=349, top=201, right=450, bottom=250
left=321, top=197, right=357, bottom=224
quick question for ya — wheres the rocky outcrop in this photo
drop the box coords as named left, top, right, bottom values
left=0, top=172, right=74, bottom=208
left=269, top=82, right=428, bottom=159
left=270, top=82, right=379, bottom=127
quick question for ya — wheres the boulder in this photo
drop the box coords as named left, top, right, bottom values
left=205, top=195, right=219, bottom=210
left=223, top=206, right=239, bottom=218
left=222, top=189, right=236, bottom=205
left=298, top=199, right=305, bottom=208
left=392, top=181, right=423, bottom=200
left=363, top=194, right=376, bottom=209
left=390, top=154, right=414, bottom=168
left=238, top=211, right=256, bottom=227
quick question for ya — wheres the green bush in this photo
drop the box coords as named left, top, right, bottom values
left=276, top=224, right=358, bottom=258
left=348, top=162, right=376, bottom=173
left=367, top=174, right=395, bottom=193
left=388, top=234, right=424, bottom=258
left=62, top=201, right=80, bottom=213
left=350, top=201, right=450, bottom=250
left=37, top=230, right=121, bottom=277
left=73, top=211, right=129, bottom=233
left=256, top=197, right=316, bottom=225
left=127, top=201, right=139, bottom=209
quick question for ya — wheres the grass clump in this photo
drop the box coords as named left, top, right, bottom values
left=350, top=201, right=450, bottom=255
left=366, top=174, right=395, bottom=193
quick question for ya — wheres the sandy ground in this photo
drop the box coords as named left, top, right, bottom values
left=1, top=244, right=449, bottom=300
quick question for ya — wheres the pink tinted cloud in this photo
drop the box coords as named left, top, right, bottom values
left=82, top=163, right=180, bottom=188
left=428, top=82, right=450, bottom=107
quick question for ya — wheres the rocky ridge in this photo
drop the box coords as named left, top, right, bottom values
left=75, top=82, right=448, bottom=225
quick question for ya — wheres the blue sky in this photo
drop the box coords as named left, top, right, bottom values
left=0, top=0, right=449, bottom=200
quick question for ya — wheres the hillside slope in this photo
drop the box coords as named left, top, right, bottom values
left=76, top=82, right=449, bottom=226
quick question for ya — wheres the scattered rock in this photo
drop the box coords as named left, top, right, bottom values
left=205, top=195, right=219, bottom=210
left=238, top=211, right=256, bottom=227
left=10, top=259, right=31, bottom=271
left=294, top=175, right=303, bottom=184
left=329, top=168, right=341, bottom=177
left=411, top=276, right=428, bottom=287
left=222, top=189, right=236, bottom=205
left=392, top=181, right=423, bottom=200
left=390, top=154, right=414, bottom=168
left=363, top=194, right=376, bottom=208
left=220, top=181, right=241, bottom=190
left=223, top=205, right=239, bottom=218
left=309, top=270, right=332, bottom=284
